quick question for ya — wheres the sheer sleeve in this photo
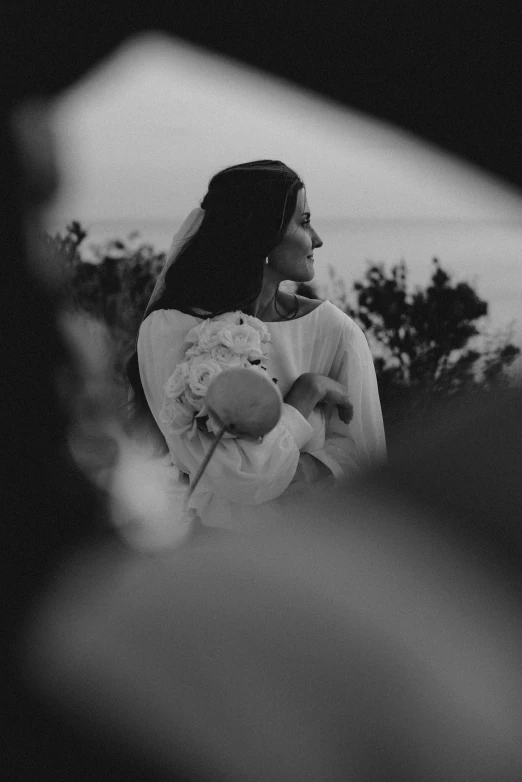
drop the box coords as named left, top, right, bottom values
left=302, top=318, right=387, bottom=480
left=164, top=404, right=314, bottom=506
left=137, top=311, right=315, bottom=507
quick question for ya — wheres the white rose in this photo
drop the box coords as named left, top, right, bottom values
left=185, top=321, right=206, bottom=346
left=238, top=313, right=271, bottom=343
left=164, top=362, right=190, bottom=399
left=186, top=355, right=223, bottom=398
left=245, top=345, right=267, bottom=362
left=209, top=344, right=247, bottom=367
left=159, top=397, right=194, bottom=431
left=184, top=343, right=203, bottom=359
left=219, top=324, right=263, bottom=356
left=182, top=387, right=206, bottom=412
left=196, top=321, right=232, bottom=351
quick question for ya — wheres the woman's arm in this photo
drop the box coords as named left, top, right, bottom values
left=336, top=322, right=386, bottom=465
left=164, top=402, right=315, bottom=506
left=302, top=322, right=386, bottom=480
left=284, top=373, right=353, bottom=423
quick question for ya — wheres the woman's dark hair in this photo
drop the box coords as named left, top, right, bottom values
left=127, top=159, right=304, bottom=444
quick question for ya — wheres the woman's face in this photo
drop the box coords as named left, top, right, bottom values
left=266, top=188, right=323, bottom=282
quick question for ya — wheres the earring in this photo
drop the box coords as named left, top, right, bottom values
left=265, top=257, right=269, bottom=265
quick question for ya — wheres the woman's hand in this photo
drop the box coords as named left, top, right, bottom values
left=284, top=373, right=353, bottom=424
left=318, top=377, right=354, bottom=423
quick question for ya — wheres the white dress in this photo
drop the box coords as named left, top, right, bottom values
left=137, top=300, right=386, bottom=530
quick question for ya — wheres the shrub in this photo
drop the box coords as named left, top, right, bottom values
left=47, top=224, right=520, bottom=441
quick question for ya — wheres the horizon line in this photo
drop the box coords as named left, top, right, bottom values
left=46, top=214, right=522, bottom=227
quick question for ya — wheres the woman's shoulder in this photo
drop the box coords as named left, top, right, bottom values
left=294, top=294, right=324, bottom=318
left=311, top=301, right=370, bottom=353
left=138, top=310, right=202, bottom=365
left=140, top=308, right=201, bottom=335
left=309, top=298, right=360, bottom=330
left=287, top=296, right=362, bottom=335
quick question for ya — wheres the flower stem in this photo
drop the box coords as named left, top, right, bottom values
left=185, top=424, right=226, bottom=507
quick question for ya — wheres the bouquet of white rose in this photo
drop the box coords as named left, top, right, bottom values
left=159, top=311, right=275, bottom=439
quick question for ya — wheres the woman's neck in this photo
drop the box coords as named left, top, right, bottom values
left=253, top=279, right=280, bottom=321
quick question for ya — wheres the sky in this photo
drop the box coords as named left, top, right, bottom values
left=45, top=33, right=522, bottom=344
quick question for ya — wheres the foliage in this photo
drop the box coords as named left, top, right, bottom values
left=46, top=223, right=520, bottom=439
left=42, top=221, right=166, bottom=390
left=323, top=259, right=520, bottom=438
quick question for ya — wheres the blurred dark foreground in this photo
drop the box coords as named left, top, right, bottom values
left=18, top=401, right=522, bottom=781
left=11, top=375, right=522, bottom=782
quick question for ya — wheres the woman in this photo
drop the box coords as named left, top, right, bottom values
left=128, top=160, right=386, bottom=529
